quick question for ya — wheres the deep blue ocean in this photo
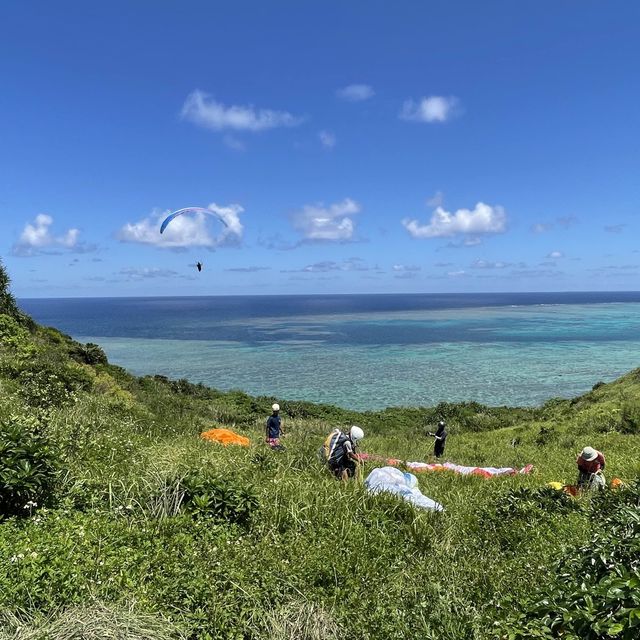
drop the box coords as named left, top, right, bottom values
left=19, top=292, right=640, bottom=410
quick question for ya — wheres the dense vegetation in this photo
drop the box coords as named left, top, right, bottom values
left=1, top=259, right=639, bottom=639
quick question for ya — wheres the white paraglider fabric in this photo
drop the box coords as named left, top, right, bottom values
left=365, top=466, right=444, bottom=512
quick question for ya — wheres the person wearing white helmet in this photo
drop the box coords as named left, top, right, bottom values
left=324, top=425, right=364, bottom=481
left=265, top=403, right=285, bottom=450
left=426, top=420, right=447, bottom=458
left=576, top=446, right=606, bottom=490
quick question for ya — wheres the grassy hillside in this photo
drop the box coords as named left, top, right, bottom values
left=1, top=262, right=639, bottom=639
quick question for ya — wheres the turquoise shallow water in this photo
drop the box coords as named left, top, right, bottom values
left=61, top=301, right=640, bottom=410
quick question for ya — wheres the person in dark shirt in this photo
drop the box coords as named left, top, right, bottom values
left=576, top=446, right=605, bottom=489
left=265, top=403, right=284, bottom=450
left=427, top=420, right=447, bottom=458
left=325, top=426, right=364, bottom=480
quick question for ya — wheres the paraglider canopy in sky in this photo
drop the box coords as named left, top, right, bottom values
left=160, top=207, right=229, bottom=235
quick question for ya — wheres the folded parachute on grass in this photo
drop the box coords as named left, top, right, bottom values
left=201, top=428, right=250, bottom=447
left=365, top=467, right=444, bottom=512
left=358, top=453, right=533, bottom=478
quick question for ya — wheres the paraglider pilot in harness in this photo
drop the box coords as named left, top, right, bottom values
left=325, top=426, right=364, bottom=481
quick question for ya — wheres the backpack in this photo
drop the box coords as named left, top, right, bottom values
left=323, top=429, right=347, bottom=464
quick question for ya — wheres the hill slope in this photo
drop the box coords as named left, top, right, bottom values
left=1, top=263, right=639, bottom=639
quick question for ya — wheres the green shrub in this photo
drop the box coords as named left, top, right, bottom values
left=68, top=341, right=108, bottom=365
left=499, top=482, right=640, bottom=639
left=0, top=261, right=20, bottom=320
left=0, top=418, right=58, bottom=518
left=492, top=486, right=582, bottom=523
left=17, top=362, right=93, bottom=410
left=180, top=471, right=258, bottom=525
left=619, top=400, right=640, bottom=434
left=535, top=425, right=557, bottom=446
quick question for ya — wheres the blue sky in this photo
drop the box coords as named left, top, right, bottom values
left=2, top=0, right=639, bottom=297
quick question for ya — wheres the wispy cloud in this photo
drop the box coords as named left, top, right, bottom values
left=402, top=202, right=507, bottom=240
left=181, top=90, right=303, bottom=132
left=393, top=264, right=421, bottom=279
left=11, top=214, right=92, bottom=257
left=426, top=191, right=444, bottom=207
left=531, top=223, right=552, bottom=234
left=445, top=237, right=484, bottom=248
left=471, top=259, right=517, bottom=269
left=222, top=135, right=246, bottom=151
left=224, top=266, right=271, bottom=273
left=546, top=250, right=564, bottom=259
left=392, top=264, right=421, bottom=272
left=604, top=224, right=626, bottom=233
left=118, top=203, right=244, bottom=249
left=119, top=267, right=194, bottom=280
left=557, top=215, right=578, bottom=228
left=336, top=84, right=375, bottom=102
left=283, top=258, right=370, bottom=273
left=400, top=96, right=460, bottom=123
left=509, top=268, right=565, bottom=279
left=318, top=130, right=336, bottom=149
left=291, top=198, right=361, bottom=242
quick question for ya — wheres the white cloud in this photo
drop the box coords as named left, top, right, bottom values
left=118, top=203, right=244, bottom=249
left=547, top=250, right=564, bottom=259
left=291, top=198, right=361, bottom=242
left=447, top=270, right=467, bottom=277
left=400, top=96, right=460, bottom=123
left=402, top=202, right=507, bottom=239
left=181, top=90, right=303, bottom=132
left=318, top=130, right=336, bottom=149
left=12, top=214, right=83, bottom=256
left=336, top=84, right=375, bottom=102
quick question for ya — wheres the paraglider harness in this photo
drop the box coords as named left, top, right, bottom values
left=322, top=429, right=357, bottom=478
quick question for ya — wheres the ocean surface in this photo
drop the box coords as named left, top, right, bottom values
left=19, top=292, right=640, bottom=411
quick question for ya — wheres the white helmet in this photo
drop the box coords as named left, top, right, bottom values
left=349, top=425, right=364, bottom=442
left=272, top=403, right=280, bottom=412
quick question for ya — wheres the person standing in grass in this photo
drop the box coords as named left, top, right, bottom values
left=576, top=446, right=606, bottom=490
left=427, top=420, right=448, bottom=459
left=325, top=426, right=364, bottom=481
left=266, top=403, right=284, bottom=450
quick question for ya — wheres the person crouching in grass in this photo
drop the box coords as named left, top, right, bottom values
left=266, top=403, right=285, bottom=450
left=576, top=446, right=606, bottom=490
left=326, top=426, right=364, bottom=481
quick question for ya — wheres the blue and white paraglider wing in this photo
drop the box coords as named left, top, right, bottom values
left=160, top=207, right=229, bottom=234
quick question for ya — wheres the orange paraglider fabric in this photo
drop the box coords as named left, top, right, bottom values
left=201, top=428, right=250, bottom=447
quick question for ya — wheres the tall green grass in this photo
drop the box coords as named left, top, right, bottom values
left=0, top=262, right=639, bottom=639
